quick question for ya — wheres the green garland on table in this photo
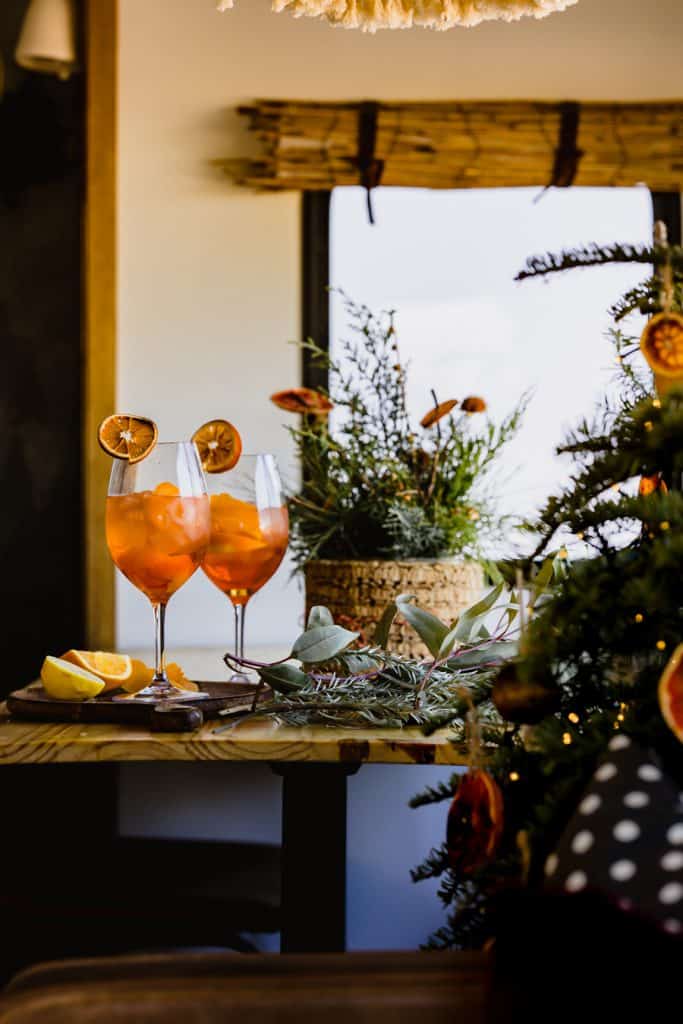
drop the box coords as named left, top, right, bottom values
left=215, top=583, right=525, bottom=734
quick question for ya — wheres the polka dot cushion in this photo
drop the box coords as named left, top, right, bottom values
left=545, top=734, right=683, bottom=936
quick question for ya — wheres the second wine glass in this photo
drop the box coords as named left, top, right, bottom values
left=201, top=454, right=288, bottom=678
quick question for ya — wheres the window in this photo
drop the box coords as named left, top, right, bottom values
left=328, top=186, right=653, bottom=543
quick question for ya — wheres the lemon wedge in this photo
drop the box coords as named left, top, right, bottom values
left=40, top=656, right=106, bottom=701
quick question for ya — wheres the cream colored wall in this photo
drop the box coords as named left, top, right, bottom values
left=117, top=0, right=683, bottom=650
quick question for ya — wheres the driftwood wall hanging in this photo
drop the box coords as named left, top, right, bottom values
left=222, top=100, right=683, bottom=196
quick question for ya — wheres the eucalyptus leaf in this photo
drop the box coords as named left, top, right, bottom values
left=374, top=601, right=399, bottom=649
left=291, top=624, right=359, bottom=664
left=437, top=623, right=460, bottom=660
left=446, top=640, right=518, bottom=668
left=396, top=594, right=449, bottom=658
left=307, top=605, right=335, bottom=630
left=452, top=582, right=505, bottom=642
left=258, top=661, right=309, bottom=694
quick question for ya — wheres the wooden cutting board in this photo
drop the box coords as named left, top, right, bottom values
left=6, top=681, right=269, bottom=733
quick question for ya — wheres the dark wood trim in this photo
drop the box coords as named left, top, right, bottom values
left=301, top=191, right=331, bottom=390
left=652, top=191, right=682, bottom=245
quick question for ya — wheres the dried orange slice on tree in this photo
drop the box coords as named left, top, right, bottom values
left=98, top=414, right=158, bottom=463
left=640, top=312, right=683, bottom=377
left=659, top=642, right=683, bottom=743
left=192, top=419, right=242, bottom=473
left=61, top=650, right=132, bottom=691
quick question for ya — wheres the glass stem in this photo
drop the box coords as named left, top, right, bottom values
left=152, top=602, right=168, bottom=683
left=233, top=603, right=247, bottom=663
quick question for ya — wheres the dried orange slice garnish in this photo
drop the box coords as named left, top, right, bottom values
left=270, top=388, right=333, bottom=416
left=61, top=650, right=133, bottom=691
left=98, top=414, right=158, bottom=463
left=122, top=659, right=198, bottom=695
left=192, top=420, right=242, bottom=473
left=640, top=312, right=683, bottom=376
left=420, top=399, right=458, bottom=428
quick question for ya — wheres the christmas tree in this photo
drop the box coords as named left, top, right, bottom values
left=411, top=223, right=683, bottom=949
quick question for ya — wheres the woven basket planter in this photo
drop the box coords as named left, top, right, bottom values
left=304, top=558, right=484, bottom=659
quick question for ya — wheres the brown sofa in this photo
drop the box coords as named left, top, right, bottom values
left=0, top=949, right=490, bottom=1023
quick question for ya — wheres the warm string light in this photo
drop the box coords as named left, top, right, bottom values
left=634, top=613, right=644, bottom=623
left=653, top=398, right=662, bottom=409
left=567, top=712, right=580, bottom=724
left=509, top=771, right=520, bottom=782
left=562, top=732, right=572, bottom=746
left=657, top=640, right=667, bottom=651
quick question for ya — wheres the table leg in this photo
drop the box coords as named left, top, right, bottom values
left=273, top=763, right=359, bottom=953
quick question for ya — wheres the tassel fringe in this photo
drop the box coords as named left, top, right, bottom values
left=218, top=0, right=578, bottom=31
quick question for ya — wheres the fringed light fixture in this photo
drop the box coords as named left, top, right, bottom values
left=217, top=0, right=578, bottom=32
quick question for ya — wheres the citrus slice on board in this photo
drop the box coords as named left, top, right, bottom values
left=192, top=419, right=242, bottom=473
left=98, top=414, right=158, bottom=463
left=40, top=656, right=106, bottom=701
left=659, top=642, right=683, bottom=743
left=61, top=650, right=132, bottom=690
left=121, top=660, right=199, bottom=695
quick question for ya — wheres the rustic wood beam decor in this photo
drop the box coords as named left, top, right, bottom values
left=217, top=0, right=578, bottom=32
left=223, top=100, right=683, bottom=193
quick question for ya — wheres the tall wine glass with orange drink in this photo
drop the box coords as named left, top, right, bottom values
left=105, top=436, right=210, bottom=701
left=192, top=421, right=288, bottom=677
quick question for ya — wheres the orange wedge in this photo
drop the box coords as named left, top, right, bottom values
left=122, top=659, right=199, bottom=695
left=98, top=414, right=158, bottom=463
left=61, top=650, right=133, bottom=691
left=192, top=419, right=242, bottom=473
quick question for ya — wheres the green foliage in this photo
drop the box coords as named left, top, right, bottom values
left=408, top=238, right=683, bottom=951
left=515, top=240, right=683, bottom=321
left=216, top=579, right=525, bottom=733
left=287, top=293, right=524, bottom=567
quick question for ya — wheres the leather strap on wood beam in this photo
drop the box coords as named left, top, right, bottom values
left=549, top=101, right=584, bottom=188
left=356, top=101, right=384, bottom=224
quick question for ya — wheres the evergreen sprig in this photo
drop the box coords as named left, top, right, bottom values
left=410, top=238, right=683, bottom=951
left=287, top=293, right=525, bottom=568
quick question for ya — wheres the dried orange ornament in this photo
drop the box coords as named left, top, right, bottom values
left=192, top=419, right=242, bottom=473
left=639, top=472, right=668, bottom=497
left=658, top=643, right=683, bottom=744
left=270, top=388, right=333, bottom=416
left=420, top=399, right=458, bottom=428
left=461, top=396, right=487, bottom=414
left=98, top=414, right=158, bottom=463
left=446, top=769, right=504, bottom=873
left=640, top=312, right=683, bottom=393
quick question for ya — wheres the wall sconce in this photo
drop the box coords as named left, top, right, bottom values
left=15, top=0, right=78, bottom=80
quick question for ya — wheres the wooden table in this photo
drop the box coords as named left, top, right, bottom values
left=0, top=705, right=466, bottom=954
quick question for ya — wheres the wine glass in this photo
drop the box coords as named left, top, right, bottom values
left=201, top=454, right=288, bottom=678
left=106, top=442, right=210, bottom=701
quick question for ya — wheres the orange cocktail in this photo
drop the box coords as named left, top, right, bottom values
left=200, top=453, right=288, bottom=676
left=202, top=493, right=288, bottom=605
left=106, top=484, right=210, bottom=604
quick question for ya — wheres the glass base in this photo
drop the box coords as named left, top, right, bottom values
left=113, top=685, right=210, bottom=704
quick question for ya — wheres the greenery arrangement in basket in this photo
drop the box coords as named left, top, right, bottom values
left=271, top=293, right=525, bottom=569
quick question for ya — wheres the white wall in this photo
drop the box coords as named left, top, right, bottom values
left=116, top=0, right=683, bottom=951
